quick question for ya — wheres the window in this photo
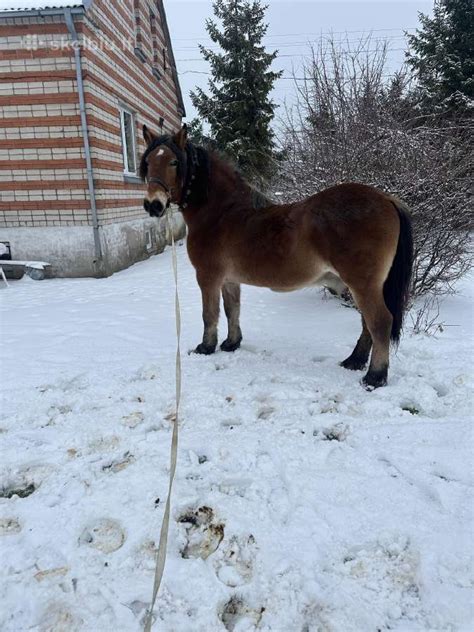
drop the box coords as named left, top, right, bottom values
left=120, top=108, right=137, bottom=175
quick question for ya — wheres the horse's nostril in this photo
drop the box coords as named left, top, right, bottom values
left=150, top=199, right=164, bottom=217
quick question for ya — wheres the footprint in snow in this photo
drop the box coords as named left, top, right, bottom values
left=400, top=400, right=422, bottom=416
left=178, top=506, right=224, bottom=560
left=0, top=463, right=52, bottom=499
left=78, top=518, right=125, bottom=553
left=37, top=602, right=83, bottom=632
left=331, top=534, right=422, bottom=628
left=220, top=596, right=265, bottom=632
left=257, top=405, right=275, bottom=420
left=88, top=435, right=120, bottom=453
left=214, top=534, right=258, bottom=587
left=0, top=480, right=36, bottom=499
left=313, top=423, right=350, bottom=442
left=121, top=411, right=144, bottom=428
left=102, top=451, right=135, bottom=474
left=0, top=517, right=22, bottom=535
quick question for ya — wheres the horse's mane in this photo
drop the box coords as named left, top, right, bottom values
left=205, top=148, right=274, bottom=211
left=250, top=187, right=274, bottom=210
left=140, top=136, right=274, bottom=211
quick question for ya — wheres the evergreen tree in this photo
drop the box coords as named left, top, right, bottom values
left=187, top=118, right=220, bottom=152
left=406, top=0, right=474, bottom=106
left=191, top=0, right=282, bottom=184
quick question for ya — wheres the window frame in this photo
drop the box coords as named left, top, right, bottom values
left=119, top=107, right=138, bottom=176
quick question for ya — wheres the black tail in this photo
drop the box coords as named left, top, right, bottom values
left=383, top=197, right=414, bottom=344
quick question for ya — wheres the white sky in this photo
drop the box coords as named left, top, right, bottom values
left=165, top=0, right=433, bottom=123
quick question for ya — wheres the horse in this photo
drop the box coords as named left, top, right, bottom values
left=140, top=124, right=413, bottom=389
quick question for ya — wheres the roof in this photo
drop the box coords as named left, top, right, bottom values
left=0, top=0, right=85, bottom=11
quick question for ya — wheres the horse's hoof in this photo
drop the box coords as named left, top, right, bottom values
left=362, top=369, right=387, bottom=389
left=194, top=343, right=216, bottom=355
left=340, top=356, right=367, bottom=371
left=220, top=337, right=242, bottom=353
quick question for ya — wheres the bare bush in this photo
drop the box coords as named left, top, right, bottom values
left=410, top=295, right=445, bottom=336
left=274, top=37, right=473, bottom=297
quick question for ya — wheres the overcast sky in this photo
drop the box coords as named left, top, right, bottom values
left=165, top=0, right=433, bottom=123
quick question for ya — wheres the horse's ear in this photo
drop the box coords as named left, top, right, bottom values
left=143, top=125, right=157, bottom=146
left=173, top=123, right=188, bottom=150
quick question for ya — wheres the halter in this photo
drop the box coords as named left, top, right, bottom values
left=142, top=136, right=204, bottom=209
left=146, top=176, right=171, bottom=196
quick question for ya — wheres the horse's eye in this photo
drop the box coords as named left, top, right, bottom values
left=170, top=159, right=178, bottom=167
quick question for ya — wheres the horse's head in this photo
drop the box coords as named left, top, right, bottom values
left=140, top=124, right=188, bottom=218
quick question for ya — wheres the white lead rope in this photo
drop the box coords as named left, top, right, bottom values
left=144, top=211, right=182, bottom=632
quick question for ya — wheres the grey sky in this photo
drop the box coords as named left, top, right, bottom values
left=165, top=1, right=433, bottom=123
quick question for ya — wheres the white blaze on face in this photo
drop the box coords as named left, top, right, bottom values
left=146, top=148, right=169, bottom=206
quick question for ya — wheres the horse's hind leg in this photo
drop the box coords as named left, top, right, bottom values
left=221, top=282, right=242, bottom=352
left=195, top=272, right=221, bottom=355
left=340, top=316, right=372, bottom=371
left=351, top=286, right=393, bottom=388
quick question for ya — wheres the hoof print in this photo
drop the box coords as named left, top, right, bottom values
left=79, top=518, right=125, bottom=553
left=257, top=405, right=275, bottom=420
left=320, top=423, right=349, bottom=442
left=102, top=452, right=135, bottom=473
left=400, top=403, right=421, bottom=415
left=0, top=517, right=21, bottom=535
left=178, top=506, right=224, bottom=560
left=215, top=534, right=257, bottom=587
left=38, top=603, right=83, bottom=632
left=0, top=481, right=36, bottom=499
left=34, top=566, right=69, bottom=583
left=121, top=411, right=144, bottom=428
left=220, top=596, right=264, bottom=632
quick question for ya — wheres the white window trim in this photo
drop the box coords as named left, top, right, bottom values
left=119, top=107, right=138, bottom=176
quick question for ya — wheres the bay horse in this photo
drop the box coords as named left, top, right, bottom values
left=140, top=124, right=413, bottom=388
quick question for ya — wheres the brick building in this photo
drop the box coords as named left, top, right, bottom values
left=0, top=0, right=186, bottom=277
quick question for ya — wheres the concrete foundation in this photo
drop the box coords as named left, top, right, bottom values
left=0, top=211, right=186, bottom=278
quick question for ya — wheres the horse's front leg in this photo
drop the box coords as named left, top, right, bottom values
left=194, top=272, right=221, bottom=355
left=220, top=282, right=242, bottom=352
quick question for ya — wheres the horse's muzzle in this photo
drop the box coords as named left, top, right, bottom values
left=144, top=198, right=166, bottom=218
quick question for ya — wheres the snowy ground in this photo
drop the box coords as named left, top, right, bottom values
left=1, top=242, right=473, bottom=632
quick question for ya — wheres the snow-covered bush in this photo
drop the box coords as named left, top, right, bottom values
left=273, top=38, right=473, bottom=297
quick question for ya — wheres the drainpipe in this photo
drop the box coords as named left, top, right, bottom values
left=64, top=8, right=102, bottom=261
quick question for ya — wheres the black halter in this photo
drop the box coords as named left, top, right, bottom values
left=146, top=176, right=171, bottom=196
left=140, top=136, right=207, bottom=209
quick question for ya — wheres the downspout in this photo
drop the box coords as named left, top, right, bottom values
left=64, top=8, right=102, bottom=261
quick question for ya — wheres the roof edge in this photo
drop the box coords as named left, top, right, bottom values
left=0, top=6, right=85, bottom=18
left=0, top=1, right=91, bottom=18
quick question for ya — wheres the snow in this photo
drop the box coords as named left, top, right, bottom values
left=0, top=0, right=83, bottom=11
left=1, top=243, right=473, bottom=631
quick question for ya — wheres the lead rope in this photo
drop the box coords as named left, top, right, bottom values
left=144, top=209, right=182, bottom=632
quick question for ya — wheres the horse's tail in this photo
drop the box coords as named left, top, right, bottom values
left=383, top=195, right=414, bottom=344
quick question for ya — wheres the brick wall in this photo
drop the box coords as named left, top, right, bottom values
left=0, top=0, right=183, bottom=230
left=83, top=0, right=183, bottom=226
left=0, top=15, right=89, bottom=228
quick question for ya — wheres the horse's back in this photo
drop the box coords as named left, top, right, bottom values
left=305, top=182, right=400, bottom=286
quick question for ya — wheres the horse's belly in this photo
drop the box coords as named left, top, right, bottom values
left=314, top=271, right=347, bottom=295
left=228, top=259, right=335, bottom=293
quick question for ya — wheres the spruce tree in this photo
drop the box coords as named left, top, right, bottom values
left=406, top=0, right=474, bottom=105
left=191, top=0, right=282, bottom=184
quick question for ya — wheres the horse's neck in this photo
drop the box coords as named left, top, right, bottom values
left=210, top=152, right=239, bottom=189
left=183, top=151, right=259, bottom=224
